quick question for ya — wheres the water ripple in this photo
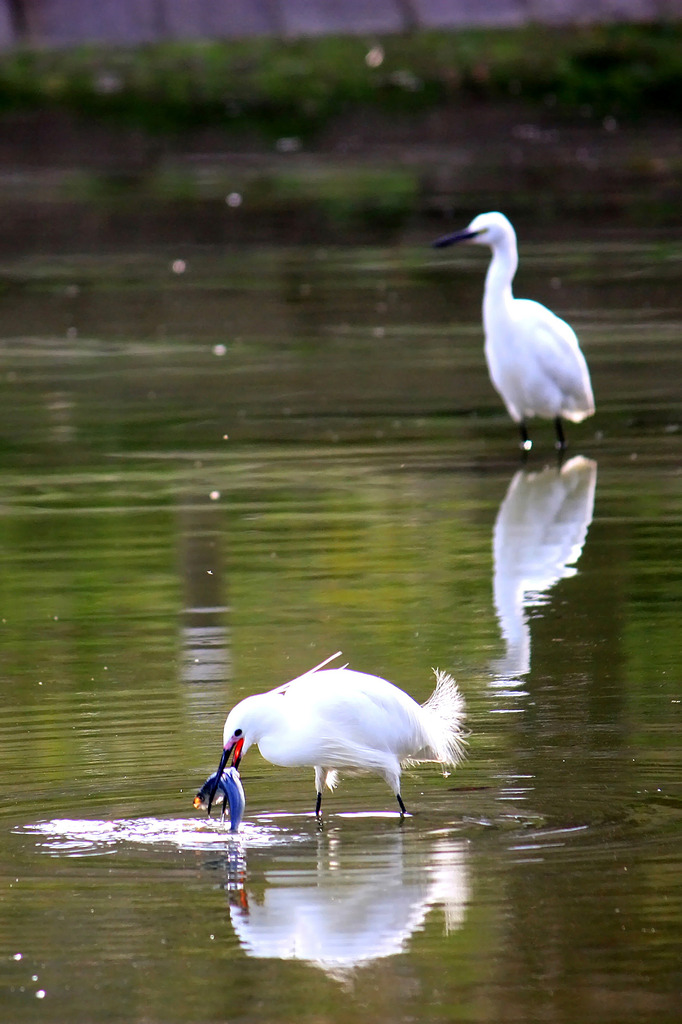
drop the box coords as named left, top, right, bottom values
left=16, top=816, right=309, bottom=856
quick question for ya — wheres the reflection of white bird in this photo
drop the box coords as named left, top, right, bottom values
left=493, top=456, right=597, bottom=678
left=227, top=832, right=469, bottom=974
left=206, top=654, right=465, bottom=817
left=433, top=212, right=595, bottom=450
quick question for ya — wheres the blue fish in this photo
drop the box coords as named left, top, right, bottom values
left=193, top=766, right=245, bottom=832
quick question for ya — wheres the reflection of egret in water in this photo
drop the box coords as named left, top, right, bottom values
left=22, top=819, right=468, bottom=978
left=492, top=456, right=597, bottom=681
left=224, top=829, right=468, bottom=976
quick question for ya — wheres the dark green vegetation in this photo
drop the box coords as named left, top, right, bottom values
left=1, top=25, right=680, bottom=253
left=0, top=23, right=680, bottom=137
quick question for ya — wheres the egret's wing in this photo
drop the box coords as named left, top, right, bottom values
left=285, top=669, right=426, bottom=763
left=515, top=301, right=594, bottom=417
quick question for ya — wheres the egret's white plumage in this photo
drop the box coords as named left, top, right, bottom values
left=433, top=211, right=595, bottom=450
left=207, top=656, right=465, bottom=816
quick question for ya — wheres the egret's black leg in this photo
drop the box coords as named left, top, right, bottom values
left=315, top=791, right=322, bottom=817
left=396, top=793, right=407, bottom=816
left=554, top=416, right=566, bottom=451
left=221, top=795, right=228, bottom=823
left=519, top=421, right=532, bottom=453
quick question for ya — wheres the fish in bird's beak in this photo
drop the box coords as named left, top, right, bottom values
left=432, top=228, right=482, bottom=248
left=205, top=733, right=245, bottom=817
left=194, top=766, right=245, bottom=832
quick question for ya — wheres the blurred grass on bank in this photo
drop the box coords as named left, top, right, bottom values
left=0, top=23, right=680, bottom=243
left=0, top=23, right=680, bottom=136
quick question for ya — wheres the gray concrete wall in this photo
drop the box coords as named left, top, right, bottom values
left=1, top=0, right=681, bottom=48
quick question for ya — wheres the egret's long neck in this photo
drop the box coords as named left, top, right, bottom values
left=483, top=237, right=518, bottom=327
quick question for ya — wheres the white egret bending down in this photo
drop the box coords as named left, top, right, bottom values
left=433, top=212, right=595, bottom=451
left=206, top=653, right=466, bottom=817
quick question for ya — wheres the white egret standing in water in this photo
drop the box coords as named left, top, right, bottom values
left=206, top=653, right=465, bottom=817
left=433, top=212, right=595, bottom=450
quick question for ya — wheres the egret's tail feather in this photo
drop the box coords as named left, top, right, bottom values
left=417, top=669, right=466, bottom=767
left=314, top=766, right=340, bottom=793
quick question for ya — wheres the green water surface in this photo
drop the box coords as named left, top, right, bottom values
left=0, top=237, right=680, bottom=1023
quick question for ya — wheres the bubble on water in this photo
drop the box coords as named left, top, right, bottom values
left=213, top=343, right=227, bottom=357
left=94, top=72, right=122, bottom=96
left=209, top=490, right=220, bottom=501
left=172, top=260, right=186, bottom=274
left=275, top=137, right=300, bottom=154
left=36, top=990, right=46, bottom=999
left=226, top=192, right=242, bottom=207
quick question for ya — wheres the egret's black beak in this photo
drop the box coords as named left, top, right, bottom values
left=432, top=228, right=481, bottom=248
left=205, top=737, right=245, bottom=817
